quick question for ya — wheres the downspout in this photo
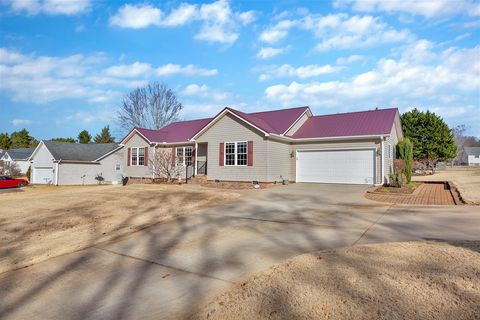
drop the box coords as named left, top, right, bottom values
left=380, top=136, right=384, bottom=185
left=152, top=144, right=156, bottom=179
left=55, top=161, right=59, bottom=186
left=194, top=141, right=198, bottom=176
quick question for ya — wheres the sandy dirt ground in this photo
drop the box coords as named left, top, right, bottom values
left=0, top=184, right=241, bottom=274
left=196, top=241, right=480, bottom=320
left=412, top=166, right=480, bottom=205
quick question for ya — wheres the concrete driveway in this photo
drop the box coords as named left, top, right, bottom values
left=1, top=183, right=478, bottom=320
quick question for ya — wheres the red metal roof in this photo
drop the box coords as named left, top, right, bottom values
left=136, top=118, right=212, bottom=143
left=291, top=108, right=398, bottom=139
left=128, top=107, right=397, bottom=143
left=227, top=106, right=309, bottom=134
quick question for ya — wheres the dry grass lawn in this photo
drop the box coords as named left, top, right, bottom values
left=196, top=241, right=480, bottom=320
left=0, top=184, right=241, bottom=274
left=413, top=166, right=480, bottom=205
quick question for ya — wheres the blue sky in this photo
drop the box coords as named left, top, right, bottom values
left=0, top=0, right=479, bottom=140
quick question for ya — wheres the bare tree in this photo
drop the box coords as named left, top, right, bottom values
left=150, top=148, right=180, bottom=182
left=117, top=82, right=183, bottom=132
left=452, top=125, right=468, bottom=165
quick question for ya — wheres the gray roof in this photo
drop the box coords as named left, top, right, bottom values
left=6, top=147, right=35, bottom=160
left=42, top=141, right=121, bottom=162
left=464, top=147, right=480, bottom=156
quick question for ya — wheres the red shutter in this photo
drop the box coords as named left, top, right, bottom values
left=192, top=147, right=196, bottom=168
left=144, top=147, right=148, bottom=166
left=172, top=147, right=176, bottom=166
left=219, top=142, right=224, bottom=166
left=247, top=141, right=253, bottom=166
left=127, top=148, right=131, bottom=166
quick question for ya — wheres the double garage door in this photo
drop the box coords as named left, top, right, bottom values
left=32, top=167, right=54, bottom=184
left=296, top=149, right=375, bottom=185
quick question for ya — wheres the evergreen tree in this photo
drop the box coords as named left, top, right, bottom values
left=401, top=108, right=457, bottom=168
left=0, top=133, right=12, bottom=149
left=77, top=130, right=92, bottom=144
left=94, top=126, right=115, bottom=143
left=52, top=137, right=76, bottom=143
left=10, top=129, right=35, bottom=148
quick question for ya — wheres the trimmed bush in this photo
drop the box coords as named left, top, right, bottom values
left=389, top=172, right=407, bottom=188
left=25, top=166, right=31, bottom=180
left=397, top=138, right=413, bottom=183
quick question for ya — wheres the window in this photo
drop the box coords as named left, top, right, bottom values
left=130, top=147, right=145, bottom=166
left=176, top=146, right=193, bottom=166
left=225, top=141, right=247, bottom=166
left=115, top=164, right=121, bottom=171
left=389, top=143, right=393, bottom=158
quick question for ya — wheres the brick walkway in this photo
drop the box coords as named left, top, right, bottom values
left=366, top=183, right=456, bottom=205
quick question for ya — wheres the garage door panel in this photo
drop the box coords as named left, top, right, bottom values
left=33, top=167, right=53, bottom=184
left=296, top=149, right=375, bottom=184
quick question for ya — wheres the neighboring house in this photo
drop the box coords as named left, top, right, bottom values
left=0, top=147, right=35, bottom=174
left=464, top=147, right=480, bottom=166
left=120, top=106, right=403, bottom=185
left=29, top=141, right=124, bottom=185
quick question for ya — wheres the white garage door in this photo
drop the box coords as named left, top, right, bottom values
left=33, top=167, right=54, bottom=184
left=296, top=149, right=375, bottom=184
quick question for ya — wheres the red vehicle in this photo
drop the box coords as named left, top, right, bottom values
left=0, top=176, right=29, bottom=188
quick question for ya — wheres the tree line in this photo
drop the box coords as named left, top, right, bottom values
left=0, top=126, right=115, bottom=150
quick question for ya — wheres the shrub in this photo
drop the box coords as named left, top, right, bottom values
left=25, top=166, right=31, bottom=180
left=397, top=138, right=413, bottom=183
left=389, top=171, right=407, bottom=188
left=394, top=159, right=405, bottom=172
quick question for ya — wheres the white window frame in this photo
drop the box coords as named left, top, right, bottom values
left=224, top=141, right=248, bottom=166
left=130, top=147, right=145, bottom=166
left=176, top=146, right=193, bottom=167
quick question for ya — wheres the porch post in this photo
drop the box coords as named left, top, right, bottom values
left=380, top=136, right=384, bottom=185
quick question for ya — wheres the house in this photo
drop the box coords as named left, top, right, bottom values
left=28, top=141, right=124, bottom=185
left=120, top=106, right=403, bottom=185
left=464, top=147, right=480, bottom=166
left=0, top=147, right=35, bottom=174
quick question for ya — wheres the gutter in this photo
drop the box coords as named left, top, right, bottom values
left=268, top=133, right=389, bottom=143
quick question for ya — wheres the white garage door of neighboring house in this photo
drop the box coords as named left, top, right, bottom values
left=33, top=167, right=54, bottom=184
left=296, top=149, right=375, bottom=185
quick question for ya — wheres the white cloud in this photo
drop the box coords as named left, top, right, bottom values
left=109, top=4, right=162, bottom=29
left=0, top=48, right=219, bottom=104
left=264, top=42, right=480, bottom=128
left=336, top=55, right=365, bottom=65
left=259, top=20, right=296, bottom=44
left=11, top=119, right=32, bottom=126
left=256, top=47, right=288, bottom=59
left=162, top=3, right=197, bottom=27
left=335, top=0, right=480, bottom=18
left=257, top=64, right=342, bottom=81
left=258, top=13, right=412, bottom=51
left=156, top=64, right=218, bottom=77
left=181, top=84, right=230, bottom=102
left=6, top=0, right=90, bottom=15
left=109, top=0, right=255, bottom=45
left=104, top=62, right=152, bottom=78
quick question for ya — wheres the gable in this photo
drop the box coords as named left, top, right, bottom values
left=195, top=113, right=266, bottom=142
left=284, top=111, right=311, bottom=136
left=121, top=130, right=151, bottom=146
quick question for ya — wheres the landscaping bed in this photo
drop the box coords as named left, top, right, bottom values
left=371, top=182, right=421, bottom=195
left=366, top=181, right=457, bottom=205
